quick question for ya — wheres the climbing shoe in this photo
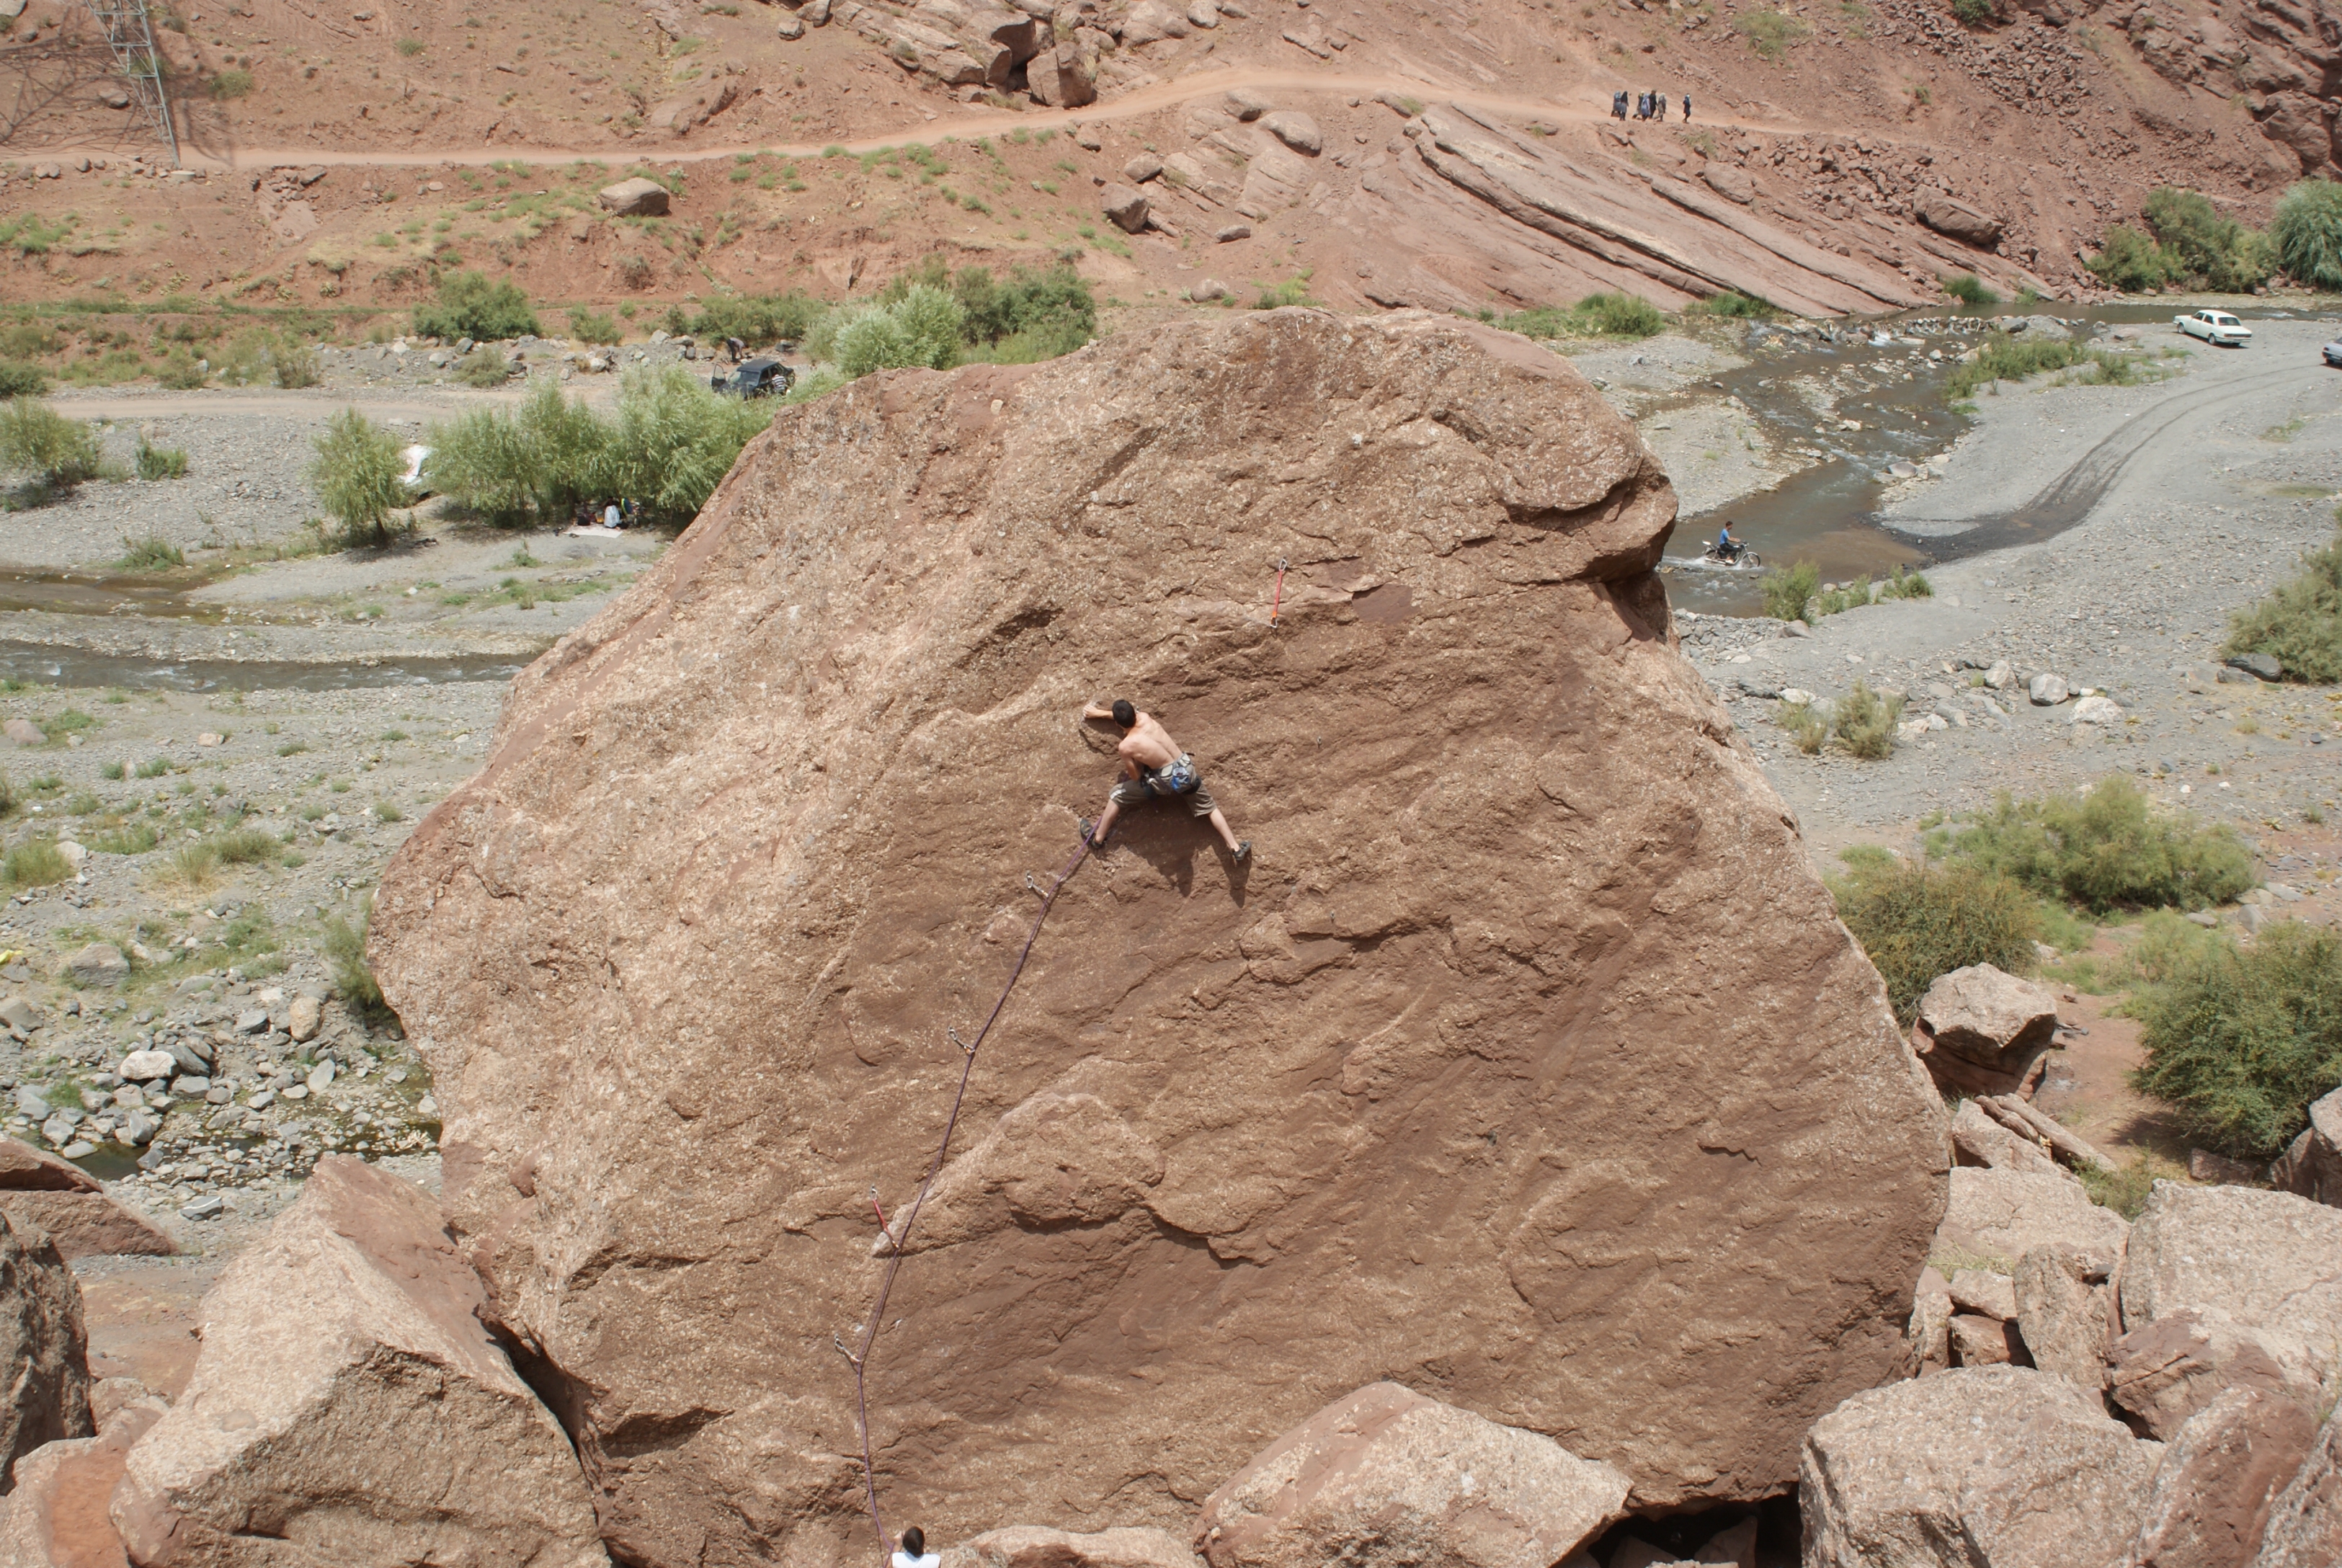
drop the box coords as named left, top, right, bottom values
left=1233, top=840, right=1252, bottom=862
left=1079, top=817, right=1101, bottom=847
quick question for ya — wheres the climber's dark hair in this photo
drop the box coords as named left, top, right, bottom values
left=901, top=1528, right=927, bottom=1559
left=1110, top=700, right=1136, bottom=729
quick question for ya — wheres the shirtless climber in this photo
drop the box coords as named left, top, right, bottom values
left=1079, top=698, right=1250, bottom=860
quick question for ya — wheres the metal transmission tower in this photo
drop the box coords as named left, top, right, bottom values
left=86, top=0, right=177, bottom=166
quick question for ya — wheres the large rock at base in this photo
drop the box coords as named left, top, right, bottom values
left=0, top=1138, right=175, bottom=1260
left=0, top=1390, right=168, bottom=1564
left=597, top=177, right=670, bottom=216
left=366, top=310, right=1949, bottom=1561
left=57, top=944, right=128, bottom=988
left=1193, top=1383, right=1627, bottom=1568
left=1100, top=182, right=1149, bottom=231
left=945, top=1525, right=1203, bottom=1568
left=1910, top=964, right=2059, bottom=1098
left=0, top=1210, right=92, bottom=1491
left=2251, top=1403, right=2342, bottom=1568
left=110, top=1157, right=606, bottom=1567
left=2107, top=1308, right=2318, bottom=1440
left=1933, top=1167, right=2127, bottom=1272
left=1915, top=191, right=2005, bottom=247
left=2128, top=1387, right=2317, bottom=1568
left=2013, top=1242, right=2114, bottom=1391
left=2270, top=1084, right=2342, bottom=1207
left=1799, top=1366, right=2161, bottom=1568
left=2119, top=1183, right=2342, bottom=1373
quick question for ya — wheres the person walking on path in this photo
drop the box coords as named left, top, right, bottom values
left=1079, top=698, right=1250, bottom=860
left=1682, top=92, right=1692, bottom=122
left=1653, top=89, right=1666, bottom=122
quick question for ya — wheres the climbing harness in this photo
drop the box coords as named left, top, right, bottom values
left=1270, top=558, right=1288, bottom=625
left=835, top=833, right=1093, bottom=1556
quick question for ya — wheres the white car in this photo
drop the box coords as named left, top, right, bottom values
left=2175, top=309, right=2252, bottom=346
left=399, top=444, right=432, bottom=496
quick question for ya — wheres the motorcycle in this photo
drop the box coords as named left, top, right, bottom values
left=1701, top=541, right=1763, bottom=568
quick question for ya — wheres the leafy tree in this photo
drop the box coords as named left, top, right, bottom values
left=2133, top=922, right=2342, bottom=1161
left=307, top=408, right=410, bottom=548
left=2271, top=179, right=2342, bottom=290
left=836, top=285, right=966, bottom=376
left=411, top=270, right=542, bottom=342
left=2140, top=187, right=2270, bottom=292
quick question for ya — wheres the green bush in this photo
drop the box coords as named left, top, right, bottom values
left=426, top=378, right=605, bottom=526
left=953, top=262, right=1096, bottom=360
left=117, top=533, right=184, bottom=570
left=2138, top=187, right=2272, bottom=293
left=1879, top=564, right=1932, bottom=600
left=1928, top=775, right=2256, bottom=911
left=2225, top=523, right=2340, bottom=682
left=412, top=270, right=541, bottom=342
left=2132, top=922, right=2342, bottom=1161
left=1762, top=559, right=1819, bottom=621
left=836, top=285, right=966, bottom=376
left=209, top=825, right=280, bottom=865
left=210, top=67, right=254, bottom=99
left=1778, top=701, right=1827, bottom=754
left=271, top=342, right=321, bottom=388
left=597, top=366, right=777, bottom=527
left=0, top=398, right=101, bottom=491
left=1942, top=333, right=2097, bottom=399
left=307, top=407, right=411, bottom=548
left=1833, top=680, right=1903, bottom=760
left=2271, top=179, right=2342, bottom=292
left=567, top=307, right=623, bottom=345
left=0, top=362, right=46, bottom=397
left=2088, top=225, right=2170, bottom=293
left=1495, top=293, right=1666, bottom=341
left=1832, top=857, right=2039, bottom=1022
left=1942, top=273, right=1998, bottom=305
left=135, top=439, right=187, bottom=479
left=321, top=913, right=388, bottom=1017
left=1, top=838, right=68, bottom=887
left=686, top=290, right=828, bottom=347
left=1735, top=7, right=1809, bottom=55
left=1691, top=290, right=1775, bottom=319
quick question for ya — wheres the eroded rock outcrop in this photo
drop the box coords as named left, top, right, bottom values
left=1910, top=964, right=2059, bottom=1099
left=2119, top=1184, right=2342, bottom=1376
left=110, top=1157, right=605, bottom=1567
left=0, top=1210, right=91, bottom=1493
left=370, top=309, right=1949, bottom=1562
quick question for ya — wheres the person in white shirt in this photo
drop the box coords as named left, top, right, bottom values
left=892, top=1526, right=940, bottom=1568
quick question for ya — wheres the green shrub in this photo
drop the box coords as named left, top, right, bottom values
left=1735, top=7, right=1809, bottom=55
left=208, top=825, right=280, bottom=865
left=455, top=347, right=515, bottom=388
left=1950, top=0, right=1993, bottom=23
left=1942, top=333, right=2095, bottom=399
left=2087, top=225, right=2171, bottom=293
left=2138, top=187, right=2272, bottom=292
left=426, top=378, right=605, bottom=526
left=2132, top=922, right=2342, bottom=1161
left=1, top=838, right=69, bottom=887
left=0, top=398, right=101, bottom=491
left=567, top=307, right=623, bottom=345
left=1941, top=273, right=1998, bottom=306
left=952, top=262, right=1096, bottom=357
left=210, top=67, right=254, bottom=99
left=1879, top=564, right=1933, bottom=600
left=117, top=533, right=183, bottom=570
left=597, top=366, right=776, bottom=527
left=1833, top=680, right=1903, bottom=760
left=1831, top=857, right=2039, bottom=1022
left=321, top=913, right=388, bottom=1017
left=271, top=342, right=321, bottom=388
left=307, top=408, right=411, bottom=548
left=685, top=290, right=828, bottom=347
left=1928, top=776, right=2256, bottom=911
left=412, top=270, right=541, bottom=342
left=0, top=362, right=46, bottom=397
left=1691, top=290, right=1775, bottom=319
left=1779, top=701, right=1827, bottom=754
left=835, top=285, right=966, bottom=376
left=2225, top=523, right=2340, bottom=682
left=134, top=755, right=169, bottom=778
left=135, top=440, right=187, bottom=479
left=1495, top=293, right=1666, bottom=341
left=1761, top=559, right=1819, bottom=622
left=2271, top=179, right=2342, bottom=292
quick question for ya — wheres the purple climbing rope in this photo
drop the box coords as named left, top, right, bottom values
left=840, top=833, right=1093, bottom=1556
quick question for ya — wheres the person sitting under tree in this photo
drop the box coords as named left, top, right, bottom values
left=1079, top=698, right=1250, bottom=861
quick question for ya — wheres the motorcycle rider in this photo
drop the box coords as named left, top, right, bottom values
left=1715, top=520, right=1747, bottom=563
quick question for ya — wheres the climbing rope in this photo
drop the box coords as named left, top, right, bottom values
left=836, top=833, right=1093, bottom=1557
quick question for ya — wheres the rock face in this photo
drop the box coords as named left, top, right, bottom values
left=0, top=1138, right=175, bottom=1260
left=1934, top=1167, right=2127, bottom=1270
left=2107, top=1309, right=2315, bottom=1440
left=2252, top=1403, right=2342, bottom=1568
left=0, top=1388, right=168, bottom=1567
left=0, top=1210, right=92, bottom=1492
left=597, top=177, right=669, bottom=216
left=1800, top=1366, right=2160, bottom=1568
left=368, top=309, right=1949, bottom=1561
left=2127, top=1387, right=2317, bottom=1568
left=2119, top=1184, right=2342, bottom=1375
left=1193, top=1384, right=1628, bottom=1568
left=1910, top=964, right=2060, bottom=1098
left=2271, top=1084, right=2342, bottom=1207
left=110, top=1157, right=606, bottom=1566
left=945, top=1525, right=1203, bottom=1568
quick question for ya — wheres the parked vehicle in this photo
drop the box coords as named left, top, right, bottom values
left=2175, top=309, right=2252, bottom=346
left=2322, top=339, right=2342, bottom=368
left=711, top=357, right=794, bottom=398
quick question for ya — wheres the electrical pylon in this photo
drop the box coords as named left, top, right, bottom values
left=84, top=0, right=177, bottom=166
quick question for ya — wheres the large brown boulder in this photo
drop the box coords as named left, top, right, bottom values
left=2013, top=1242, right=2114, bottom=1393
left=2270, top=1084, right=2342, bottom=1207
left=1193, top=1383, right=1627, bottom=1568
left=2127, top=1387, right=2317, bottom=1568
left=2252, top=1402, right=2342, bottom=1568
left=2108, top=1308, right=2318, bottom=1441
left=0, top=1139, right=175, bottom=1260
left=1910, top=964, right=2059, bottom=1098
left=0, top=1387, right=168, bottom=1566
left=2120, top=1184, right=2342, bottom=1376
left=368, top=310, right=1949, bottom=1560
left=1933, top=1167, right=2127, bottom=1272
left=110, top=1157, right=605, bottom=1567
left=1800, top=1366, right=2160, bottom=1568
left=1915, top=192, right=2005, bottom=248
left=0, top=1210, right=92, bottom=1493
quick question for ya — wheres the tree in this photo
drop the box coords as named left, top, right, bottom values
left=308, top=408, right=411, bottom=548
left=2272, top=179, right=2342, bottom=290
left=411, top=270, right=542, bottom=342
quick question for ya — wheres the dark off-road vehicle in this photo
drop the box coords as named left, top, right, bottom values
left=711, top=357, right=795, bottom=398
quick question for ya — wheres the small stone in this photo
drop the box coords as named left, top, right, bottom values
left=195, top=733, right=223, bottom=747
left=2028, top=673, right=2070, bottom=705
left=235, top=1010, right=269, bottom=1035
left=1983, top=660, right=2016, bottom=690
left=248, top=1090, right=275, bottom=1110
left=1123, top=153, right=1164, bottom=183
left=282, top=1084, right=309, bottom=1102
left=179, top=1194, right=225, bottom=1221
left=308, top=1061, right=336, bottom=1094
left=169, top=1077, right=210, bottom=1099
left=118, top=1050, right=173, bottom=1083
left=775, top=10, right=803, bottom=35
left=117, top=1109, right=158, bottom=1145
left=1192, top=277, right=1230, bottom=301
left=2227, top=652, right=2283, bottom=681
left=2070, top=695, right=2123, bottom=725
left=0, top=997, right=40, bottom=1033
left=288, top=994, right=322, bottom=1043
left=1214, top=224, right=1252, bottom=243
left=416, top=1095, right=438, bottom=1117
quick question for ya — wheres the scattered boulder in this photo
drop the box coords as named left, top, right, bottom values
left=1949, top=1099, right=2061, bottom=1175
left=2072, top=695, right=2124, bottom=725
left=1915, top=192, right=2005, bottom=246
left=0, top=1385, right=168, bottom=1567
left=1910, top=964, right=2060, bottom=1098
left=2225, top=652, right=2283, bottom=682
left=117, top=1051, right=174, bottom=1084
left=2108, top=1308, right=2318, bottom=1440
left=56, top=945, right=125, bottom=988
left=1124, top=152, right=1165, bottom=183
left=945, top=1525, right=1203, bottom=1568
left=1215, top=223, right=1252, bottom=242
left=110, top=1158, right=606, bottom=1564
left=803, top=0, right=831, bottom=22
left=0, top=1138, right=174, bottom=1260
left=775, top=11, right=803, bottom=35
left=287, top=993, right=323, bottom=1043
left=1946, top=1268, right=2017, bottom=1321
left=1934, top=1167, right=2128, bottom=1271
left=646, top=79, right=736, bottom=137
left=1225, top=86, right=1274, bottom=120
left=1701, top=166, right=1755, bottom=204
left=2252, top=1402, right=2342, bottom=1568
left=2013, top=1242, right=2114, bottom=1392
left=1263, top=111, right=1322, bottom=154
left=2271, top=1084, right=2342, bottom=1207
left=1193, top=1383, right=1628, bottom=1568
left=0, top=997, right=41, bottom=1035
left=0, top=1210, right=93, bottom=1490
left=1, top=720, right=43, bottom=747
left=2029, top=672, right=2070, bottom=705
left=1190, top=277, right=1230, bottom=301
left=1800, top=1366, right=2160, bottom=1568
left=2120, top=1184, right=2342, bottom=1375
left=1100, top=182, right=1150, bottom=231
left=2127, top=1387, right=2317, bottom=1568
left=1946, top=1313, right=2021, bottom=1366
left=368, top=310, right=1947, bottom=1551
left=598, top=177, right=671, bottom=216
